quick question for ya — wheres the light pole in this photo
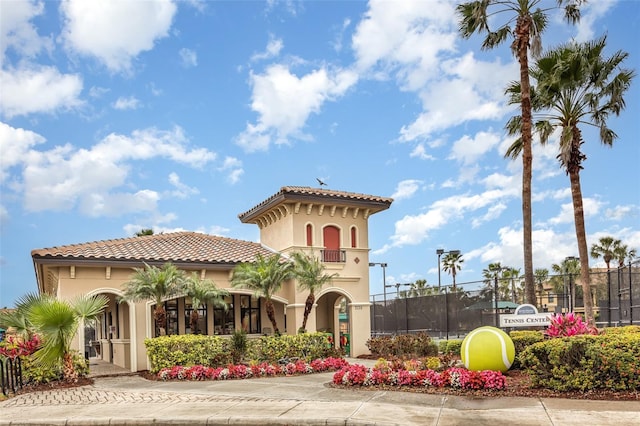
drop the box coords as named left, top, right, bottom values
left=369, top=262, right=388, bottom=333
left=437, top=249, right=461, bottom=289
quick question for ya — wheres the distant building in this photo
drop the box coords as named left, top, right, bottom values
left=31, top=186, right=393, bottom=372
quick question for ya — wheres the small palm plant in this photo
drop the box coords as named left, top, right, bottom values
left=183, top=273, right=229, bottom=334
left=121, top=262, right=186, bottom=336
left=27, top=293, right=108, bottom=382
left=231, top=253, right=294, bottom=335
left=291, top=251, right=337, bottom=332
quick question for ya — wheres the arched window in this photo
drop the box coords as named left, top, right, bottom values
left=306, top=223, right=313, bottom=246
left=350, top=226, right=357, bottom=248
left=322, top=225, right=343, bottom=262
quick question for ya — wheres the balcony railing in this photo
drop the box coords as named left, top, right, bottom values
left=321, top=249, right=346, bottom=263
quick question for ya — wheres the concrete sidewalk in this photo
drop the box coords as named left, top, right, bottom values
left=1, top=360, right=638, bottom=425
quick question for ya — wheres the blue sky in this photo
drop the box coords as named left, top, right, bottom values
left=1, top=0, right=638, bottom=308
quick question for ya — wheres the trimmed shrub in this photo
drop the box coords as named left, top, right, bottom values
left=441, top=339, right=462, bottom=356
left=600, top=325, right=640, bottom=335
left=252, top=333, right=336, bottom=362
left=20, top=351, right=88, bottom=385
left=509, top=330, right=544, bottom=369
left=366, top=333, right=438, bottom=358
left=519, top=333, right=640, bottom=391
left=145, top=335, right=231, bottom=373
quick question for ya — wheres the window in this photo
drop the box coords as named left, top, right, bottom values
left=547, top=292, right=555, bottom=303
left=163, top=299, right=178, bottom=336
left=306, top=224, right=313, bottom=246
left=240, top=295, right=261, bottom=334
left=184, top=300, right=207, bottom=335
left=350, top=226, right=357, bottom=248
left=214, top=295, right=235, bottom=335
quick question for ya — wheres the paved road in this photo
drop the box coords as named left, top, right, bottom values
left=1, top=362, right=639, bottom=425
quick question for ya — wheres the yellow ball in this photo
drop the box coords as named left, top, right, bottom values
left=461, top=326, right=515, bottom=372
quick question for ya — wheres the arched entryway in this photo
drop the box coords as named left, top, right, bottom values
left=84, top=288, right=137, bottom=372
left=315, top=289, right=352, bottom=356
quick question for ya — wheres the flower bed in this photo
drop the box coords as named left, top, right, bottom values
left=157, top=356, right=348, bottom=381
left=332, top=363, right=507, bottom=390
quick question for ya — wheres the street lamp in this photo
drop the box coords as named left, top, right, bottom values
left=436, top=249, right=460, bottom=289
left=369, top=262, right=388, bottom=333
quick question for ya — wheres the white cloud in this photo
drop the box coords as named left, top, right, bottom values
left=0, top=204, right=8, bottom=226
left=605, top=205, right=637, bottom=221
left=5, top=126, right=216, bottom=215
left=113, top=96, right=141, bottom=110
left=235, top=64, right=358, bottom=152
left=449, top=130, right=501, bottom=165
left=0, top=122, right=46, bottom=181
left=218, top=156, right=244, bottom=184
left=167, top=172, right=199, bottom=199
left=179, top=48, right=198, bottom=68
left=0, top=66, right=83, bottom=118
left=391, top=179, right=422, bottom=200
left=573, top=0, right=616, bottom=42
left=548, top=198, right=602, bottom=225
left=251, top=35, right=283, bottom=62
left=0, top=0, right=52, bottom=63
left=409, top=143, right=435, bottom=160
left=60, top=0, right=177, bottom=73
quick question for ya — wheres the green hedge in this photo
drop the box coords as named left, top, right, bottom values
left=519, top=333, right=640, bottom=391
left=600, top=325, right=640, bottom=335
left=145, top=333, right=335, bottom=373
left=145, top=335, right=231, bottom=373
left=438, top=339, right=462, bottom=356
left=509, top=330, right=544, bottom=369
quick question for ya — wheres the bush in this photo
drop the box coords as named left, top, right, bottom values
left=545, top=313, right=598, bottom=338
left=600, top=325, right=640, bottom=335
left=145, top=335, right=231, bottom=373
left=252, top=333, right=337, bottom=363
left=366, top=333, right=438, bottom=358
left=439, top=339, right=462, bottom=356
left=519, top=333, right=640, bottom=391
left=20, top=351, right=88, bottom=385
left=509, top=330, right=544, bottom=369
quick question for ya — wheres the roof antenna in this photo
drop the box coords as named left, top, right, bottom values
left=316, top=178, right=327, bottom=187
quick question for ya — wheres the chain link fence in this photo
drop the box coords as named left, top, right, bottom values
left=370, top=260, right=640, bottom=337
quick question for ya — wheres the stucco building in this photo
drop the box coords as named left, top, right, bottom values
left=31, top=186, right=393, bottom=372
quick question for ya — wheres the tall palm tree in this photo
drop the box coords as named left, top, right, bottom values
left=231, top=253, right=294, bottom=335
left=503, top=267, right=522, bottom=303
left=290, top=251, right=337, bottom=332
left=457, top=0, right=583, bottom=307
left=27, top=293, right=108, bottom=381
left=590, top=236, right=620, bottom=270
left=409, top=279, right=433, bottom=297
left=183, top=273, right=229, bottom=334
left=442, top=251, right=464, bottom=291
left=121, top=262, right=186, bottom=336
left=534, top=268, right=549, bottom=304
left=551, top=257, right=581, bottom=310
left=511, top=36, right=634, bottom=325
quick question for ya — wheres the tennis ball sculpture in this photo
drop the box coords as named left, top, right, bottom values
left=461, top=326, right=515, bottom=372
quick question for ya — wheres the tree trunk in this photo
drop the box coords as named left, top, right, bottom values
left=516, top=15, right=536, bottom=306
left=568, top=128, right=595, bottom=326
left=265, top=299, right=279, bottom=335
left=154, top=305, right=167, bottom=336
left=301, top=292, right=315, bottom=330
left=190, top=310, right=199, bottom=334
left=62, top=351, right=78, bottom=382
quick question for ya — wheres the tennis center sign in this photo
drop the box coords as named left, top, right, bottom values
left=499, top=304, right=551, bottom=328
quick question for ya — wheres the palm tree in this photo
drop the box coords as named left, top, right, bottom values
left=121, top=262, right=186, bottom=336
left=534, top=268, right=549, bottom=305
left=0, top=292, right=52, bottom=340
left=590, top=236, right=620, bottom=270
left=135, top=229, right=154, bottom=236
left=457, top=0, right=583, bottom=307
left=290, top=251, right=337, bottom=332
left=408, top=279, right=434, bottom=297
left=27, top=293, right=108, bottom=381
left=183, top=273, right=229, bottom=334
left=502, top=267, right=522, bottom=303
left=614, top=244, right=637, bottom=268
left=231, top=253, right=294, bottom=335
left=442, top=251, right=464, bottom=291
left=551, top=257, right=581, bottom=311
left=513, top=37, right=634, bottom=325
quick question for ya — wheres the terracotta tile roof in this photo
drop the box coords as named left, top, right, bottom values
left=238, top=186, right=393, bottom=222
left=31, top=232, right=276, bottom=265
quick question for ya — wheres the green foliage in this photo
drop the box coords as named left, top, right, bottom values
left=231, top=330, right=248, bottom=364
left=509, top=330, right=544, bottom=369
left=21, top=351, right=88, bottom=385
left=442, top=339, right=462, bottom=356
left=366, top=333, right=438, bottom=358
left=253, top=333, right=336, bottom=362
left=600, top=325, right=640, bottom=335
left=145, top=335, right=231, bottom=373
left=519, top=334, right=640, bottom=391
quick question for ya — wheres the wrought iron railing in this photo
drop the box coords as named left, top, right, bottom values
left=321, top=249, right=346, bottom=263
left=1, top=357, right=23, bottom=396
